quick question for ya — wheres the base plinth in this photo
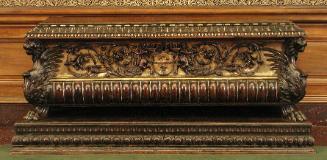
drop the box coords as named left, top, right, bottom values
left=11, top=120, right=314, bottom=154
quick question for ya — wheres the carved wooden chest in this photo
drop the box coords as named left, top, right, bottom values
left=12, top=19, right=314, bottom=154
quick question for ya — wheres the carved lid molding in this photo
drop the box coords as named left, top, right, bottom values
left=26, top=22, right=305, bottom=39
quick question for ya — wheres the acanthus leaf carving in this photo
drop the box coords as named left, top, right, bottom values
left=64, top=41, right=266, bottom=78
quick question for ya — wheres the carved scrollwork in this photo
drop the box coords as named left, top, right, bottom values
left=64, top=41, right=265, bottom=78
left=65, top=44, right=145, bottom=77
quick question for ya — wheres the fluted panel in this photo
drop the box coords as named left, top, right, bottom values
left=47, top=79, right=278, bottom=105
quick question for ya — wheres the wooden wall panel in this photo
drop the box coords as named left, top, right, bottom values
left=0, top=25, right=32, bottom=39
left=297, top=42, right=327, bottom=76
left=0, top=43, right=31, bottom=76
left=299, top=24, right=327, bottom=41
left=0, top=80, right=24, bottom=103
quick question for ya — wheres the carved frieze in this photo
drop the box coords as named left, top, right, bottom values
left=62, top=41, right=267, bottom=78
left=1, top=0, right=326, bottom=7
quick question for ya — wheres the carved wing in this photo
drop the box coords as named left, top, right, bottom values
left=24, top=45, right=64, bottom=106
left=39, top=46, right=64, bottom=82
left=263, top=47, right=306, bottom=104
left=263, top=48, right=289, bottom=72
